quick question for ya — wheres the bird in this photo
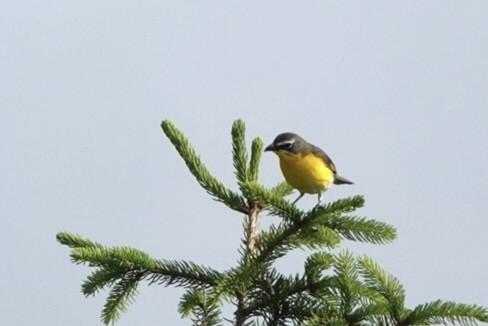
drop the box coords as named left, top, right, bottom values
left=265, top=132, right=353, bottom=206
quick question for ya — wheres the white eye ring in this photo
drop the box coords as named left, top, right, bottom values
left=278, top=140, right=294, bottom=150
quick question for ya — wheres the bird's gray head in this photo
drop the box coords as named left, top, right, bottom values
left=264, top=132, right=306, bottom=153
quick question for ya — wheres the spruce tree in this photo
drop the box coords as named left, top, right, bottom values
left=57, top=119, right=488, bottom=325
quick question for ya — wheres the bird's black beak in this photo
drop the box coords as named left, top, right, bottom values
left=264, top=143, right=275, bottom=152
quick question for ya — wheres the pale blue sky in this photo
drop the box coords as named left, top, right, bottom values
left=2, top=1, right=488, bottom=325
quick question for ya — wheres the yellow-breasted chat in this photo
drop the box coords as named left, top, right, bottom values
left=265, top=132, right=353, bottom=205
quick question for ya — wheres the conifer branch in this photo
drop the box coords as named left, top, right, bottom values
left=254, top=216, right=340, bottom=265
left=249, top=138, right=264, bottom=182
left=313, top=214, right=397, bottom=244
left=57, top=232, right=223, bottom=324
left=348, top=301, right=390, bottom=324
left=178, top=289, right=223, bottom=326
left=331, top=251, right=363, bottom=315
left=305, top=196, right=396, bottom=244
left=404, top=300, right=488, bottom=325
left=270, top=181, right=295, bottom=198
left=357, top=255, right=406, bottom=320
left=304, top=252, right=335, bottom=288
left=71, top=246, right=158, bottom=270
left=242, top=269, right=314, bottom=321
left=161, top=120, right=248, bottom=214
left=212, top=265, right=260, bottom=298
left=231, top=120, right=249, bottom=186
left=82, top=268, right=131, bottom=297
left=101, top=273, right=140, bottom=324
left=254, top=197, right=387, bottom=265
left=310, top=252, right=389, bottom=324
left=56, top=232, right=104, bottom=249
left=315, top=195, right=366, bottom=213
left=147, top=259, right=222, bottom=289
left=240, top=181, right=302, bottom=221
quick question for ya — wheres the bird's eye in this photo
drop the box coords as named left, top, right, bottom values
left=280, top=141, right=294, bottom=150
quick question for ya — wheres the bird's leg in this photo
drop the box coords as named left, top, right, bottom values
left=314, top=192, right=323, bottom=208
left=292, top=192, right=305, bottom=205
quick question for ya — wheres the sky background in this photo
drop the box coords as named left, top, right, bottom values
left=2, top=1, right=488, bottom=325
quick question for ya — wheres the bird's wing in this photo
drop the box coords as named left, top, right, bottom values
left=310, top=144, right=338, bottom=175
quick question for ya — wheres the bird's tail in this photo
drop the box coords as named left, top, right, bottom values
left=334, top=175, right=354, bottom=185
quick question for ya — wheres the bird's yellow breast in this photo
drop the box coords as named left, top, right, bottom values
left=276, top=151, right=335, bottom=194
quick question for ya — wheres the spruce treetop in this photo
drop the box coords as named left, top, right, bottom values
left=57, top=119, right=488, bottom=326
